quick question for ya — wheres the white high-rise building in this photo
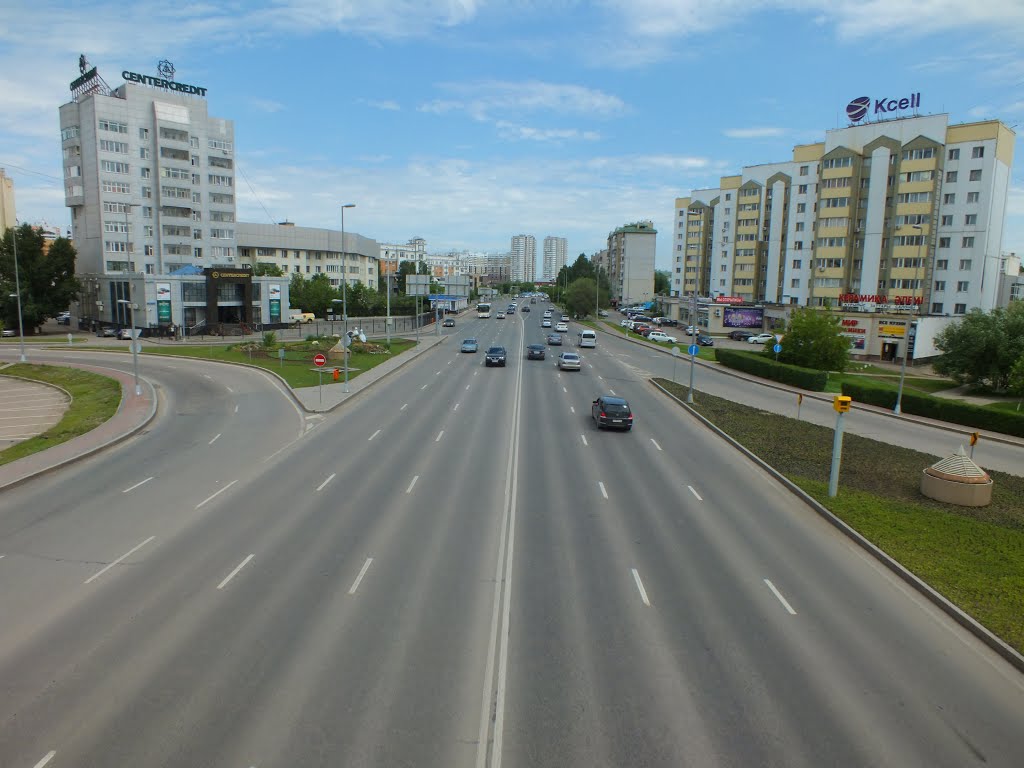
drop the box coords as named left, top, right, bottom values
left=510, top=234, right=536, bottom=283
left=542, top=236, right=567, bottom=281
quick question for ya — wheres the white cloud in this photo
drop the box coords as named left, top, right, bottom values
left=494, top=122, right=601, bottom=142
left=724, top=127, right=787, bottom=139
left=422, top=80, right=626, bottom=121
left=366, top=99, right=401, bottom=111
left=251, top=98, right=285, bottom=113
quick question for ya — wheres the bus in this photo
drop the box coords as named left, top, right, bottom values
left=477, top=302, right=492, bottom=318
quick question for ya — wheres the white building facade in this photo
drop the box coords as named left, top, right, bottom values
left=608, top=222, right=656, bottom=306
left=510, top=234, right=536, bottom=283
left=237, top=222, right=380, bottom=289
left=542, top=236, right=567, bottom=281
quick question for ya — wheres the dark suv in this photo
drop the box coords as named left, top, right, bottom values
left=592, top=396, right=633, bottom=431
left=485, top=346, right=507, bottom=367
left=728, top=330, right=756, bottom=341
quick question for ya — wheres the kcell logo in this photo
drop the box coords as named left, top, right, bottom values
left=847, top=93, right=921, bottom=123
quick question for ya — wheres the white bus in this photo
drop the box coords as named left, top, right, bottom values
left=477, top=302, right=492, bottom=318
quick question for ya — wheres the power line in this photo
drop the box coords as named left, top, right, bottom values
left=236, top=162, right=277, bottom=224
left=0, top=161, right=63, bottom=184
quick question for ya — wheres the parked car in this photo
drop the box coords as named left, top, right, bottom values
left=526, top=344, right=546, bottom=360
left=485, top=346, right=507, bottom=366
left=442, top=318, right=455, bottom=327
left=461, top=338, right=479, bottom=353
left=653, top=317, right=678, bottom=327
left=696, top=333, right=715, bottom=346
left=557, top=352, right=582, bottom=371
left=547, top=333, right=563, bottom=346
left=592, top=395, right=633, bottom=431
left=2, top=328, right=16, bottom=337
left=747, top=333, right=776, bottom=344
left=598, top=309, right=609, bottom=317
left=647, top=331, right=676, bottom=343
left=118, top=328, right=135, bottom=340
left=728, top=330, right=756, bottom=341
left=100, top=327, right=117, bottom=337
left=632, top=325, right=652, bottom=337
left=56, top=311, right=71, bottom=325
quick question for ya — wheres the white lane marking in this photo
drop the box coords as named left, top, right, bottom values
left=348, top=557, right=374, bottom=595
left=609, top=389, right=617, bottom=396
left=195, top=479, right=238, bottom=509
left=632, top=568, right=652, bottom=607
left=203, top=374, right=212, bottom=380
left=473, top=371, right=478, bottom=376
left=217, top=554, right=255, bottom=590
left=454, top=403, right=460, bottom=411
left=234, top=404, right=239, bottom=414
left=406, top=475, right=419, bottom=494
left=400, top=403, right=408, bottom=410
left=688, top=485, right=703, bottom=501
left=84, top=536, right=156, bottom=584
left=435, top=430, right=444, bottom=442
left=368, top=429, right=381, bottom=441
left=466, top=384, right=471, bottom=391
left=651, top=438, right=662, bottom=451
left=580, top=434, right=588, bottom=446
left=562, top=386, right=567, bottom=394
left=421, top=384, right=428, bottom=390
left=33, top=752, right=56, bottom=768
left=436, top=370, right=442, bottom=375
left=570, top=406, right=575, bottom=414
left=598, top=375, right=604, bottom=380
left=209, top=433, right=221, bottom=445
left=122, top=476, right=153, bottom=494
left=765, top=579, right=797, bottom=615
left=448, top=360, right=453, bottom=365
left=598, top=481, right=608, bottom=499
left=0, top=555, right=4, bottom=559
left=226, top=385, right=235, bottom=393
left=316, top=473, right=336, bottom=492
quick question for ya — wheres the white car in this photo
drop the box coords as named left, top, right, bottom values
left=555, top=321, right=569, bottom=332
left=542, top=319, right=552, bottom=328
left=619, top=319, right=630, bottom=327
left=557, top=352, right=582, bottom=371
left=747, top=333, right=776, bottom=344
left=647, top=331, right=676, bottom=343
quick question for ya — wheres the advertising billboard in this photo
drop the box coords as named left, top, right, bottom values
left=722, top=306, right=764, bottom=329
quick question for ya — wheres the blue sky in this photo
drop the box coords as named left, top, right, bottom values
left=1, top=0, right=1023, bottom=272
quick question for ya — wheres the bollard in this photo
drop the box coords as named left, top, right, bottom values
left=333, top=368, right=340, bottom=382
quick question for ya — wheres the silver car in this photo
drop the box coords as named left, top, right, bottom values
left=557, top=352, right=582, bottom=371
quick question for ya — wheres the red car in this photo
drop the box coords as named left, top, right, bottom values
left=634, top=325, right=653, bottom=337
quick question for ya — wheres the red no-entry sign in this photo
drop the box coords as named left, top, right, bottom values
left=313, top=353, right=327, bottom=367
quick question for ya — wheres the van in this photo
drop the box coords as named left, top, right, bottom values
left=289, top=311, right=316, bottom=324
left=578, top=329, right=597, bottom=348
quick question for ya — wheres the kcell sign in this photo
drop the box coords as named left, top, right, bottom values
left=846, top=93, right=921, bottom=123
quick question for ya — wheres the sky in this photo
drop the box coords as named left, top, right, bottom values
left=1, top=0, right=1023, bottom=273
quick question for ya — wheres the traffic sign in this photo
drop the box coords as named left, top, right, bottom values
left=773, top=343, right=782, bottom=354
left=688, top=344, right=700, bottom=356
left=313, top=353, right=327, bottom=367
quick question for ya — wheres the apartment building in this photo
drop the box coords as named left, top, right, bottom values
left=542, top=236, right=568, bottom=281
left=510, top=234, right=536, bottom=283
left=379, top=237, right=427, bottom=274
left=0, top=168, right=14, bottom=232
left=607, top=221, right=656, bottom=306
left=672, top=114, right=1015, bottom=315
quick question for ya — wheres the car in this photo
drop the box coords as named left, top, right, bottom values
left=526, top=344, right=546, bottom=360
left=56, top=311, right=71, bottom=325
left=547, top=333, right=563, bottom=346
left=118, top=328, right=136, bottom=340
left=521, top=305, right=530, bottom=313
left=697, top=333, right=714, bottom=346
left=555, top=322, right=569, bottom=332
left=541, top=319, right=552, bottom=328
left=654, top=317, right=678, bottom=327
left=442, top=318, right=455, bottom=327
left=747, top=333, right=776, bottom=344
left=597, top=309, right=609, bottom=317
left=543, top=310, right=552, bottom=317
left=647, top=331, right=677, bottom=343
left=496, top=312, right=506, bottom=319
left=485, top=346, right=507, bottom=366
left=557, top=352, right=582, bottom=371
left=632, top=325, right=652, bottom=337
left=619, top=319, right=631, bottom=327
left=2, top=328, right=16, bottom=337
left=561, top=315, right=570, bottom=322
left=461, top=338, right=479, bottom=353
left=100, top=327, right=117, bottom=337
left=728, top=330, right=756, bottom=341
left=592, top=395, right=633, bottom=431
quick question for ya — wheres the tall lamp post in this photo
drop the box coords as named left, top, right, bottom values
left=385, top=254, right=393, bottom=346
left=10, top=224, right=27, bottom=362
left=339, top=203, right=356, bottom=392
left=895, top=224, right=926, bottom=415
left=117, top=298, right=142, bottom=396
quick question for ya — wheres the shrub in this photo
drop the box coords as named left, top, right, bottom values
left=262, top=330, right=277, bottom=348
left=716, top=348, right=828, bottom=391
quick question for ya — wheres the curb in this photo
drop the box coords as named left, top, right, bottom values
left=650, top=378, right=1024, bottom=676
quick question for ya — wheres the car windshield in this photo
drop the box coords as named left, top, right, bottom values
left=464, top=339, right=476, bottom=344
left=487, top=347, right=503, bottom=354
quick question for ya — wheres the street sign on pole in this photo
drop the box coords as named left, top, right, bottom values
left=688, top=344, right=700, bottom=356
left=313, top=353, right=327, bottom=367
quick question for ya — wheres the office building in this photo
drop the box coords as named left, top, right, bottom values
left=607, top=221, right=656, bottom=306
left=542, top=236, right=567, bottom=281
left=0, top=169, right=14, bottom=232
left=510, top=234, right=536, bottom=283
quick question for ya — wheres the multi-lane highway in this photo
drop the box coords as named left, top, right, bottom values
left=1, top=312, right=1023, bottom=767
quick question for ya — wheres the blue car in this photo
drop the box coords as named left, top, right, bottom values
left=461, top=338, right=479, bottom=353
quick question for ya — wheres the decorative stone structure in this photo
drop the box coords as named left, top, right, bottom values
left=920, top=446, right=993, bottom=507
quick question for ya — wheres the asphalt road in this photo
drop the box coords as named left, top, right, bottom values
left=0, top=316, right=1022, bottom=767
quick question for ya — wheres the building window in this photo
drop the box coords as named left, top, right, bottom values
left=967, top=191, right=980, bottom=203
left=98, top=119, right=128, bottom=134
left=932, top=302, right=943, bottom=313
left=954, top=303, right=967, bottom=314
left=972, top=146, right=984, bottom=159
left=941, top=215, right=953, bottom=226
left=796, top=203, right=806, bottom=213
left=943, top=193, right=955, bottom=204
left=142, top=206, right=153, bottom=218
left=799, top=165, right=809, bottom=175
left=939, top=237, right=951, bottom=248
left=144, top=225, right=154, bottom=237
left=965, top=214, right=977, bottom=226
left=934, top=281, right=946, bottom=291
left=959, top=259, right=973, bottom=270
left=948, top=148, right=959, bottom=160
left=901, top=148, right=935, bottom=160
left=956, top=281, right=970, bottom=292
left=969, top=169, right=982, bottom=181
left=144, top=244, right=154, bottom=256
left=141, top=186, right=151, bottom=199
left=946, top=171, right=958, bottom=183
left=99, top=140, right=128, bottom=154
left=798, top=184, right=808, bottom=194
left=791, top=278, right=800, bottom=287
left=794, top=241, right=803, bottom=251
left=60, top=126, right=80, bottom=141
left=100, top=160, right=130, bottom=174
left=962, top=236, right=975, bottom=248
left=140, top=167, right=151, bottom=178
left=936, top=259, right=948, bottom=270
left=101, top=180, right=130, bottom=194
left=792, top=259, right=802, bottom=268
left=140, top=147, right=150, bottom=159
left=795, top=222, right=804, bottom=231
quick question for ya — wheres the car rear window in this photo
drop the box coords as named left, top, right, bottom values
left=604, top=404, right=629, bottom=415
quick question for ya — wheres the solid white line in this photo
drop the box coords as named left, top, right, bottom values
left=234, top=404, right=239, bottom=413
left=368, top=429, right=381, bottom=441
left=598, top=481, right=608, bottom=499
left=348, top=557, right=374, bottom=594
left=122, top=476, right=153, bottom=493
left=421, top=384, right=428, bottom=390
left=765, top=579, right=797, bottom=615
left=316, top=473, right=336, bottom=492
left=632, top=568, right=652, bottom=607
left=435, top=430, right=444, bottom=442
left=651, top=438, right=662, bottom=451
left=208, top=433, right=221, bottom=445
left=454, top=403, right=460, bottom=411
left=400, top=402, right=408, bottom=410
left=580, top=434, right=588, bottom=446
left=84, top=536, right=155, bottom=584
left=406, top=475, right=419, bottom=494
left=33, top=752, right=56, bottom=768
left=562, top=386, right=567, bottom=393
left=217, top=554, right=254, bottom=590
left=195, top=479, right=238, bottom=509
left=688, top=485, right=703, bottom=501
left=226, top=385, right=235, bottom=393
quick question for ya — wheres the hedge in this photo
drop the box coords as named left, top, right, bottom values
left=840, top=379, right=1024, bottom=438
left=715, top=348, right=829, bottom=391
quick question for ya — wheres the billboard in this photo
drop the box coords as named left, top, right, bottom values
left=722, top=306, right=764, bottom=328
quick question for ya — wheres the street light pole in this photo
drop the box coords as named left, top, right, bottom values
left=340, top=203, right=355, bottom=393
left=895, top=225, right=926, bottom=415
left=385, top=255, right=392, bottom=346
left=117, top=298, right=142, bottom=396
left=10, top=224, right=27, bottom=362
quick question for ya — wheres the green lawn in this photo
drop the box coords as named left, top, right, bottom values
left=0, top=364, right=122, bottom=466
left=655, top=378, right=1024, bottom=653
left=142, top=337, right=417, bottom=388
left=824, top=372, right=958, bottom=395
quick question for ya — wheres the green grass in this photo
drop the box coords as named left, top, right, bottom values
left=823, top=372, right=958, bottom=395
left=656, top=378, right=1024, bottom=653
left=986, top=400, right=1024, bottom=413
left=143, top=337, right=417, bottom=388
left=0, top=364, right=122, bottom=466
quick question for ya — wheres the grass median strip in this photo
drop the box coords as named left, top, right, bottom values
left=655, top=377, right=1024, bottom=654
left=0, top=364, right=121, bottom=466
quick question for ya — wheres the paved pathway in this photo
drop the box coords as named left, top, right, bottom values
left=0, top=366, right=71, bottom=449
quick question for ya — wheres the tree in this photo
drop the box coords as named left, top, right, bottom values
left=0, top=225, right=82, bottom=333
left=288, top=273, right=307, bottom=311
left=654, top=270, right=670, bottom=295
left=1008, top=355, right=1024, bottom=410
left=933, top=304, right=1024, bottom=391
left=768, top=307, right=849, bottom=372
left=304, top=273, right=338, bottom=319
left=253, top=262, right=283, bottom=276
left=564, top=278, right=602, bottom=318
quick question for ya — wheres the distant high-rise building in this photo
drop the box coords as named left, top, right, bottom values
left=0, top=168, right=15, bottom=232
left=510, top=234, right=536, bottom=283
left=542, top=236, right=567, bottom=281
left=607, top=221, right=657, bottom=306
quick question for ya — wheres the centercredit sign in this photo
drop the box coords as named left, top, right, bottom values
left=122, top=69, right=207, bottom=96
left=846, top=92, right=921, bottom=123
